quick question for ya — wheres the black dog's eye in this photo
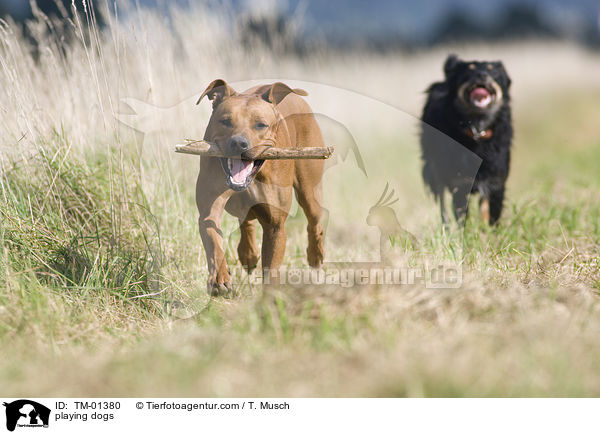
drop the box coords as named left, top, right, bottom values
left=255, top=122, right=269, bottom=130
left=468, top=64, right=475, bottom=70
left=219, top=118, right=232, bottom=127
left=487, top=64, right=494, bottom=70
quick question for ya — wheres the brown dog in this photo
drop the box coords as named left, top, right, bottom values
left=196, top=79, right=326, bottom=295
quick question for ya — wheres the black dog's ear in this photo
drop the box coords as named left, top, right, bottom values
left=444, top=54, right=461, bottom=77
left=197, top=79, right=236, bottom=107
left=262, top=82, right=308, bottom=105
left=495, top=61, right=512, bottom=89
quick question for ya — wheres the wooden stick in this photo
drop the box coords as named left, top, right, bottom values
left=175, top=139, right=334, bottom=160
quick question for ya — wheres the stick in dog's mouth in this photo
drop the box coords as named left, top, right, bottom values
left=220, top=158, right=265, bottom=191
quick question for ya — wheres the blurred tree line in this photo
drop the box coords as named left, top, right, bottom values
left=430, top=4, right=599, bottom=48
left=236, top=3, right=600, bottom=53
left=1, top=1, right=598, bottom=51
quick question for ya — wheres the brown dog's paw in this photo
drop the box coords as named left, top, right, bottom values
left=207, top=267, right=237, bottom=297
left=307, top=252, right=323, bottom=268
left=307, top=242, right=324, bottom=268
left=207, top=279, right=237, bottom=298
left=239, top=254, right=259, bottom=273
left=238, top=239, right=259, bottom=273
left=307, top=225, right=324, bottom=268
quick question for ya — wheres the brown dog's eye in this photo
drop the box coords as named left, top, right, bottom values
left=219, top=118, right=232, bottom=127
left=255, top=122, right=268, bottom=130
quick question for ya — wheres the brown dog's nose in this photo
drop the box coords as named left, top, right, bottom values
left=228, top=135, right=249, bottom=154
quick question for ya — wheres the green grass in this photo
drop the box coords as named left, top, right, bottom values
left=1, top=91, right=599, bottom=397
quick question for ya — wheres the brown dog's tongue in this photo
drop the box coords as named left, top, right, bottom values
left=230, top=159, right=253, bottom=184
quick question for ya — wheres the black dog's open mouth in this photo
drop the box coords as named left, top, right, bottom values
left=465, top=83, right=496, bottom=109
left=220, top=158, right=265, bottom=191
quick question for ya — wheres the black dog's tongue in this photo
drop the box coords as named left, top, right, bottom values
left=470, top=87, right=492, bottom=107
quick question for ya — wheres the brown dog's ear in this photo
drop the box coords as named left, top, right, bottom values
left=262, top=82, right=308, bottom=105
left=197, top=79, right=236, bottom=107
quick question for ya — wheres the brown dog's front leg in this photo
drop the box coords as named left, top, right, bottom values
left=260, top=222, right=287, bottom=286
left=198, top=192, right=234, bottom=296
left=238, top=218, right=259, bottom=272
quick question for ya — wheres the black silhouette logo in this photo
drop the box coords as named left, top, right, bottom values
left=3, top=400, right=50, bottom=432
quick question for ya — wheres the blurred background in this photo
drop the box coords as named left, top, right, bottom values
left=2, top=0, right=600, bottom=50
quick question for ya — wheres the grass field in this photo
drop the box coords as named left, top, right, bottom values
left=1, top=3, right=599, bottom=397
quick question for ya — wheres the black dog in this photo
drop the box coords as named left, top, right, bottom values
left=420, top=54, right=512, bottom=225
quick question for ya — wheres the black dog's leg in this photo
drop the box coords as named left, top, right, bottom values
left=489, top=186, right=505, bottom=225
left=439, top=190, right=449, bottom=226
left=478, top=183, right=490, bottom=225
left=452, top=185, right=470, bottom=224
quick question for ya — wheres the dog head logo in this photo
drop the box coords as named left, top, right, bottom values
left=3, top=400, right=50, bottom=432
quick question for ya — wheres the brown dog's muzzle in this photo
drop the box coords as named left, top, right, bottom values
left=227, top=135, right=250, bottom=154
left=219, top=134, right=266, bottom=192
